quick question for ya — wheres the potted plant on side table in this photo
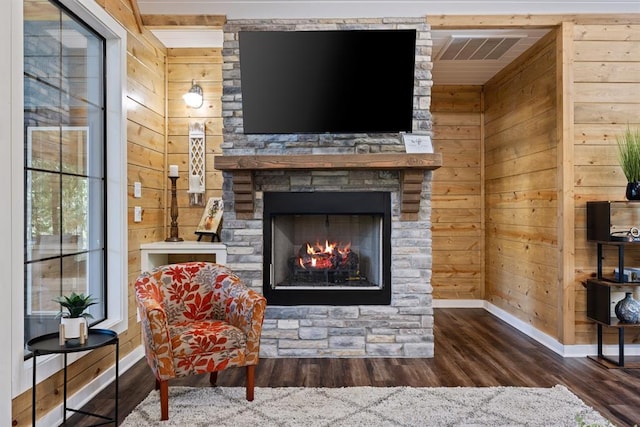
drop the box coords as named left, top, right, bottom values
left=53, top=292, right=97, bottom=344
left=616, top=126, right=640, bottom=200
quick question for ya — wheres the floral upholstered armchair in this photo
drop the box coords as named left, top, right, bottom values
left=134, top=262, right=267, bottom=421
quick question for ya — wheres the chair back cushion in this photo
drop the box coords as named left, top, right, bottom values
left=140, top=262, right=241, bottom=324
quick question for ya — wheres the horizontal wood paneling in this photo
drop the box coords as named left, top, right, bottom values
left=167, top=47, right=224, bottom=60
left=574, top=103, right=640, bottom=124
left=574, top=41, right=640, bottom=61
left=427, top=14, right=640, bottom=28
left=431, top=85, right=484, bottom=299
left=573, top=24, right=640, bottom=41
left=166, top=48, right=224, bottom=237
left=485, top=149, right=557, bottom=181
left=168, top=118, right=224, bottom=137
left=142, top=15, right=226, bottom=28
left=572, top=23, right=640, bottom=345
left=574, top=62, right=640, bottom=83
left=483, top=30, right=559, bottom=339
left=574, top=83, right=640, bottom=103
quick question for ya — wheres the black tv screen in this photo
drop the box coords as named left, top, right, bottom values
left=238, top=30, right=416, bottom=134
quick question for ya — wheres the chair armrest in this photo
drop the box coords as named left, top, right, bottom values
left=135, top=275, right=176, bottom=380
left=137, top=294, right=163, bottom=320
left=224, top=284, right=267, bottom=361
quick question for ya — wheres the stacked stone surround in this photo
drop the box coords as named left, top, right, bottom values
left=221, top=18, right=435, bottom=357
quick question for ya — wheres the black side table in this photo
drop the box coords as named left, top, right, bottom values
left=27, top=328, right=119, bottom=426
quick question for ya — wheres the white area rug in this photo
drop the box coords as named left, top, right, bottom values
left=121, top=385, right=612, bottom=426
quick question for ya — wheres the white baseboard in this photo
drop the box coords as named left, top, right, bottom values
left=37, top=346, right=145, bottom=427
left=433, top=299, right=485, bottom=309
left=434, top=299, right=640, bottom=358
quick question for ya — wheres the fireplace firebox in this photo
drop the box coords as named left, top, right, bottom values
left=263, top=192, right=391, bottom=305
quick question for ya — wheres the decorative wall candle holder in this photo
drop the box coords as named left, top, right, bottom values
left=166, top=166, right=183, bottom=242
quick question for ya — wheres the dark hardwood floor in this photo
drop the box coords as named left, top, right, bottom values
left=69, top=309, right=640, bottom=426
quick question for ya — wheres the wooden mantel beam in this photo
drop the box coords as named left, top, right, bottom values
left=214, top=153, right=442, bottom=220
left=214, top=153, right=442, bottom=172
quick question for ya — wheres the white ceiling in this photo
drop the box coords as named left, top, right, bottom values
left=140, top=1, right=638, bottom=85
left=137, top=0, right=640, bottom=19
left=431, top=28, right=550, bottom=85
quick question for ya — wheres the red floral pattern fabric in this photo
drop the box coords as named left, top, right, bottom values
left=134, top=262, right=266, bottom=380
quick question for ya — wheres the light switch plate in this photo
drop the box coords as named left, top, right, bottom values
left=133, top=182, right=142, bottom=198
left=134, top=206, right=142, bottom=222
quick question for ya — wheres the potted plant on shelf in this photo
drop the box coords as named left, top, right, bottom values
left=53, top=292, right=97, bottom=341
left=616, top=126, right=640, bottom=200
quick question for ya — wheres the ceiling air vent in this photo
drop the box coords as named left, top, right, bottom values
left=436, top=35, right=525, bottom=61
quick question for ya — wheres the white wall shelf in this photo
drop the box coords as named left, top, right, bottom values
left=140, top=241, right=227, bottom=272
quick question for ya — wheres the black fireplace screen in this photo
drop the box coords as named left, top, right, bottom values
left=263, top=192, right=391, bottom=305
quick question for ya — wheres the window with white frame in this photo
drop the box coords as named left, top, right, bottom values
left=22, top=0, right=127, bottom=354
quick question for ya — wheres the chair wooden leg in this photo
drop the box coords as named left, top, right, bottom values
left=209, top=371, right=218, bottom=386
left=159, top=380, right=169, bottom=421
left=246, top=365, right=255, bottom=401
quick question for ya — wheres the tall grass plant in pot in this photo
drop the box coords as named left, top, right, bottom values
left=617, top=127, right=640, bottom=200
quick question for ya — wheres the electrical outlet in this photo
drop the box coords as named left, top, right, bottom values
left=134, top=206, right=142, bottom=222
left=133, top=182, right=142, bottom=198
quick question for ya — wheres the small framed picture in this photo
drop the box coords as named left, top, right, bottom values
left=195, top=197, right=223, bottom=240
left=402, top=133, right=433, bottom=154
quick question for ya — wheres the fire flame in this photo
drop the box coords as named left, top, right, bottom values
left=298, top=240, right=352, bottom=270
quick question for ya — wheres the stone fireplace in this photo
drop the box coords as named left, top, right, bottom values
left=216, top=18, right=439, bottom=357
left=263, top=191, right=391, bottom=306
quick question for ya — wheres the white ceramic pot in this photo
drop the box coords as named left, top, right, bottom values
left=61, top=317, right=87, bottom=339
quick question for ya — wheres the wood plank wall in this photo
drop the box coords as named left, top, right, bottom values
left=483, top=30, right=560, bottom=338
left=11, top=12, right=639, bottom=424
left=572, top=24, right=640, bottom=344
left=166, top=48, right=224, bottom=241
left=428, top=16, right=639, bottom=346
left=431, top=86, right=484, bottom=299
left=12, top=0, right=167, bottom=424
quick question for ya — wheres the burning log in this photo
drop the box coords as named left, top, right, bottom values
left=297, top=240, right=353, bottom=270
left=287, top=240, right=363, bottom=284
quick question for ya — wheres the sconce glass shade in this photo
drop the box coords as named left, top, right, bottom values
left=183, top=80, right=203, bottom=108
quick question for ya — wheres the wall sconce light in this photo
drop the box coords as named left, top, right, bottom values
left=183, top=79, right=203, bottom=108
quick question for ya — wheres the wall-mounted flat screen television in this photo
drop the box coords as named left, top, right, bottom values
left=238, top=29, right=416, bottom=134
